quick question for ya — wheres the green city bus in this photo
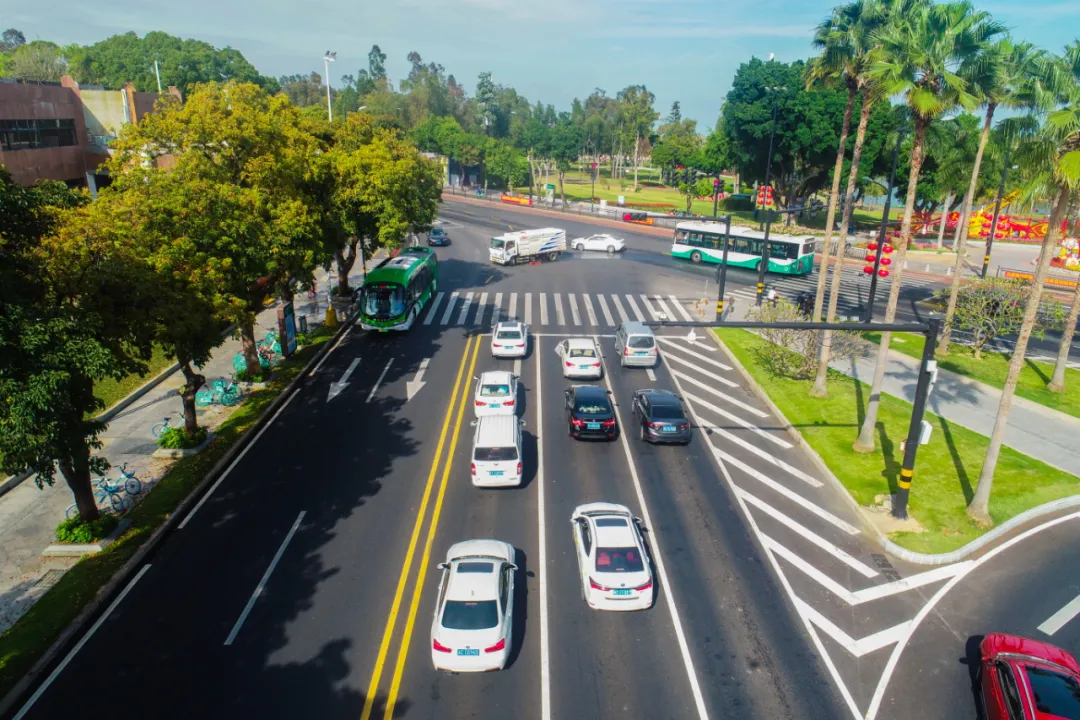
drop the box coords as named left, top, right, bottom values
left=671, top=221, right=818, bottom=275
left=358, top=246, right=439, bottom=331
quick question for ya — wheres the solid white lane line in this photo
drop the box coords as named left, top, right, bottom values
left=669, top=295, right=695, bottom=322
left=180, top=390, right=301, bottom=529
left=595, top=338, right=710, bottom=720
left=456, top=291, right=474, bottom=325
left=553, top=293, right=566, bottom=326
left=657, top=338, right=732, bottom=370
left=668, top=369, right=767, bottom=418
left=13, top=564, right=153, bottom=720
left=624, top=295, right=646, bottom=322
left=738, top=489, right=878, bottom=578
left=611, top=294, right=630, bottom=323
left=646, top=368, right=657, bottom=382
left=309, top=324, right=354, bottom=377
left=476, top=292, right=490, bottom=327
left=508, top=292, right=518, bottom=322
left=366, top=358, right=394, bottom=403
left=514, top=358, right=522, bottom=377
left=663, top=353, right=738, bottom=387
left=568, top=294, right=582, bottom=325
left=795, top=599, right=910, bottom=658
left=536, top=338, right=552, bottom=720
left=597, top=295, right=615, bottom=326
left=225, top=511, right=306, bottom=645
left=693, top=412, right=821, bottom=487
left=1039, top=592, right=1080, bottom=636
left=538, top=292, right=547, bottom=325
left=639, top=294, right=661, bottom=320
left=424, top=292, right=446, bottom=325
left=493, top=292, right=503, bottom=323
left=582, top=294, right=599, bottom=326
left=440, top=291, right=460, bottom=325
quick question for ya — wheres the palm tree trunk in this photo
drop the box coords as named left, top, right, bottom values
left=1048, top=276, right=1080, bottom=392
left=936, top=191, right=954, bottom=248
left=811, top=89, right=871, bottom=397
left=938, top=104, right=995, bottom=356
left=968, top=185, right=1071, bottom=525
left=812, top=85, right=857, bottom=325
left=854, top=118, right=929, bottom=452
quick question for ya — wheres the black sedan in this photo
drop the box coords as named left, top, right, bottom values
left=428, top=227, right=450, bottom=246
left=565, top=385, right=618, bottom=440
left=631, top=389, right=691, bottom=444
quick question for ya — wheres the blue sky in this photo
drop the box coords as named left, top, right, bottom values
left=9, top=0, right=1080, bottom=130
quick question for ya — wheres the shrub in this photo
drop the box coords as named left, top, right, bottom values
left=747, top=300, right=865, bottom=380
left=234, top=367, right=272, bottom=383
left=157, top=426, right=209, bottom=450
left=55, top=515, right=120, bottom=544
left=720, top=196, right=755, bottom=212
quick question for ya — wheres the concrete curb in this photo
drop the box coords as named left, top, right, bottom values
left=0, top=312, right=358, bottom=720
left=707, top=328, right=1080, bottom=566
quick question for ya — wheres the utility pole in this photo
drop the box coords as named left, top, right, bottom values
left=982, top=142, right=1013, bottom=279
left=153, top=60, right=162, bottom=93
left=323, top=51, right=337, bottom=122
left=755, top=87, right=785, bottom=306
left=716, top=215, right=733, bottom=320
left=864, top=120, right=906, bottom=323
left=894, top=318, right=941, bottom=519
left=712, top=177, right=721, bottom=219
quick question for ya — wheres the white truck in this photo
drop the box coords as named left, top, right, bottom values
left=489, top=228, right=567, bottom=265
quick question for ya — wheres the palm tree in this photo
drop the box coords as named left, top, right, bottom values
left=937, top=39, right=1047, bottom=356
left=854, top=0, right=1006, bottom=452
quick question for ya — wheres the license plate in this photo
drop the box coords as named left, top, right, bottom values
left=663, top=425, right=675, bottom=432
left=634, top=351, right=647, bottom=355
left=490, top=470, right=504, bottom=476
left=457, top=648, right=480, bottom=656
left=612, top=589, right=632, bottom=596
left=586, top=423, right=601, bottom=430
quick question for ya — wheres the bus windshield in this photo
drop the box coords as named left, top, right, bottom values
left=362, top=284, right=405, bottom=318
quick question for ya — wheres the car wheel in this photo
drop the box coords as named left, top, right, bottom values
left=547, top=251, right=559, bottom=261
left=690, top=250, right=703, bottom=264
left=574, top=243, right=584, bottom=251
left=607, top=245, right=615, bottom=253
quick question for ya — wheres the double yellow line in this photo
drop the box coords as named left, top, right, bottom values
left=360, top=334, right=482, bottom=720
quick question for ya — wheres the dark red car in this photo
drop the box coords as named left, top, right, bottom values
left=980, top=633, right=1080, bottom=719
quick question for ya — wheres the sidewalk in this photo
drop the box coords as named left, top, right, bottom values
left=831, top=350, right=1080, bottom=477
left=0, top=265, right=364, bottom=634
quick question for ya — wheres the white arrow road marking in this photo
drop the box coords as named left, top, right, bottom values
left=327, top=357, right=360, bottom=402
left=1039, top=591, right=1080, bottom=636
left=795, top=599, right=911, bottom=658
left=366, top=358, right=394, bottom=403
left=405, top=358, right=430, bottom=401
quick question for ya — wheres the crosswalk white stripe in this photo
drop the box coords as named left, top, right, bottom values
left=508, top=293, right=518, bottom=322
left=597, top=295, right=615, bottom=326
left=639, top=295, right=661, bottom=320
left=456, top=291, right=474, bottom=325
left=493, top=292, right=503, bottom=323
left=553, top=293, right=566, bottom=325
left=653, top=296, right=673, bottom=320
left=667, top=369, right=767, bottom=418
left=663, top=353, right=738, bottom=388
left=683, top=390, right=792, bottom=449
left=440, top=291, right=460, bottom=325
left=611, top=295, right=630, bottom=323
left=669, top=295, right=694, bottom=322
left=537, top=293, right=545, bottom=325
left=624, top=295, right=645, bottom=322
left=657, top=338, right=733, bottom=370
left=568, top=294, right=582, bottom=325
left=582, top=295, right=599, bottom=326
left=476, top=292, right=489, bottom=326
left=424, top=292, right=445, bottom=325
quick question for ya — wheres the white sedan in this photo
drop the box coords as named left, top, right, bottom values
left=572, top=233, right=626, bottom=253
left=431, top=539, right=517, bottom=673
left=571, top=503, right=654, bottom=612
left=491, top=321, right=528, bottom=358
left=555, top=338, right=603, bottom=379
left=473, top=371, right=518, bottom=417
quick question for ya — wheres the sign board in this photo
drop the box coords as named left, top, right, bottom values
left=600, top=199, right=607, bottom=209
left=546, top=184, right=555, bottom=189
left=277, top=302, right=298, bottom=358
left=618, top=195, right=625, bottom=206
left=1002, top=269, right=1079, bottom=290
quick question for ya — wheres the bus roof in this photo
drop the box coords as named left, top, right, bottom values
left=364, top=246, right=436, bottom=285
left=675, top=220, right=815, bottom=243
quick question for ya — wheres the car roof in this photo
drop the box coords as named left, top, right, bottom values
left=446, top=538, right=515, bottom=563
left=641, top=390, right=681, bottom=406
left=572, top=385, right=608, bottom=400
left=479, top=370, right=514, bottom=385
left=494, top=321, right=524, bottom=331
left=984, top=633, right=1080, bottom=675
left=574, top=501, right=634, bottom=518
left=619, top=321, right=652, bottom=335
left=566, top=337, right=597, bottom=348
left=445, top=562, right=500, bottom=602
left=594, top=521, right=636, bottom=548
left=431, top=226, right=445, bottom=233
left=473, top=415, right=519, bottom=447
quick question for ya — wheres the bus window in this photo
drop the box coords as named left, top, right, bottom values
left=704, top=234, right=722, bottom=250
left=733, top=236, right=751, bottom=254
left=674, top=230, right=689, bottom=244
left=769, top=242, right=797, bottom=260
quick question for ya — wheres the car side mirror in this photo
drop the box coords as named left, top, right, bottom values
left=473, top=375, right=479, bottom=381
left=519, top=419, right=526, bottom=428
left=437, top=562, right=448, bottom=570
left=507, top=563, right=519, bottom=571
left=469, top=420, right=477, bottom=427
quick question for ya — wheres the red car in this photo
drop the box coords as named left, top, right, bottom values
left=980, top=633, right=1080, bottom=719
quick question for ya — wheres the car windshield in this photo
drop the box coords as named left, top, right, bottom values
left=595, top=546, right=645, bottom=573
left=650, top=405, right=683, bottom=420
left=441, top=600, right=498, bottom=630
left=475, top=446, right=518, bottom=461
left=490, top=238, right=506, bottom=249
left=432, top=228, right=445, bottom=236
left=569, top=347, right=596, bottom=358
left=575, top=400, right=610, bottom=415
left=496, top=330, right=522, bottom=340
left=480, top=384, right=511, bottom=397
left=628, top=336, right=655, bottom=349
left=362, top=285, right=405, bottom=318
left=1027, top=665, right=1080, bottom=719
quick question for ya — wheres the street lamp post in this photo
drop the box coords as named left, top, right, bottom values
left=323, top=51, right=337, bottom=122
left=864, top=119, right=906, bottom=323
left=755, top=86, right=785, bottom=306
left=716, top=215, right=733, bottom=320
left=713, top=177, right=721, bottom=218
left=590, top=162, right=597, bottom=213
left=982, top=142, right=1014, bottom=279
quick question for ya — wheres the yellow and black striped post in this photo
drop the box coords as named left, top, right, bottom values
left=894, top=317, right=942, bottom=520
left=716, top=215, right=732, bottom=322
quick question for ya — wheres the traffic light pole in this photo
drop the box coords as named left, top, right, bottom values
left=716, top=215, right=733, bottom=320
left=713, top=177, right=720, bottom=218
left=981, top=142, right=1012, bottom=279
left=756, top=94, right=781, bottom=306
left=895, top=317, right=942, bottom=519
left=863, top=121, right=905, bottom=323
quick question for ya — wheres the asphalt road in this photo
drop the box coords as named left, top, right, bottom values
left=11, top=200, right=1079, bottom=720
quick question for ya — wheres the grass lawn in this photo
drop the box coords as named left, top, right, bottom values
left=0, top=324, right=337, bottom=700
left=92, top=345, right=174, bottom=414
left=864, top=331, right=1080, bottom=420
left=717, top=328, right=1080, bottom=554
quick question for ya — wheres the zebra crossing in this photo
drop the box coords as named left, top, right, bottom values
left=422, top=290, right=712, bottom=329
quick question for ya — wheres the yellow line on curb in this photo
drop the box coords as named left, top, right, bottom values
left=358, top=335, right=474, bottom=720
left=381, top=334, right=482, bottom=719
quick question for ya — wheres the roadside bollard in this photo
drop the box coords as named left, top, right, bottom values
left=325, top=305, right=339, bottom=328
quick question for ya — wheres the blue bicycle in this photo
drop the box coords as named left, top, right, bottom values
left=65, top=483, right=124, bottom=520
left=98, top=463, right=142, bottom=497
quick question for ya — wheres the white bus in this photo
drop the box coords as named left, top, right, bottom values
left=671, top=221, right=818, bottom=275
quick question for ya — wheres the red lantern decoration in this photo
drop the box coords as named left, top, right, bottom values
left=865, top=254, right=876, bottom=263
left=882, top=243, right=894, bottom=254
left=862, top=266, right=874, bottom=274
left=867, top=242, right=879, bottom=251
left=878, top=269, right=890, bottom=277
left=881, top=257, right=892, bottom=266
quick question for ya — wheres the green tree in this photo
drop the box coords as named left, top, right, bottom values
left=615, top=85, right=659, bottom=190
left=486, top=142, right=528, bottom=190
left=550, top=118, right=584, bottom=206
left=279, top=72, right=327, bottom=107
left=8, top=40, right=66, bottom=82
left=1, top=28, right=25, bottom=53
left=678, top=176, right=715, bottom=214
left=855, top=0, right=1006, bottom=452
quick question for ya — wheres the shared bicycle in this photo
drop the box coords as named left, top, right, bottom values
left=64, top=464, right=143, bottom=519
left=196, top=378, right=243, bottom=407
left=151, top=415, right=182, bottom=438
